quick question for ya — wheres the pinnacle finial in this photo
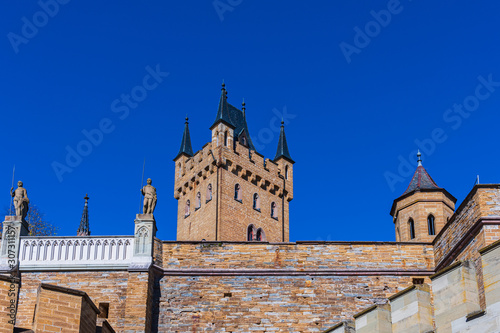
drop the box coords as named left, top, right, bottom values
left=242, top=98, right=246, bottom=113
left=281, top=117, right=284, bottom=126
left=222, top=80, right=225, bottom=90
left=185, top=115, right=189, bottom=123
left=84, top=193, right=89, bottom=202
left=417, top=150, right=422, bottom=166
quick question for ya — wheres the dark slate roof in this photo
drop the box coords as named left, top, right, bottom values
left=403, top=165, right=439, bottom=195
left=77, top=194, right=90, bottom=236
left=274, top=122, right=294, bottom=163
left=227, top=103, right=257, bottom=152
left=210, top=85, right=235, bottom=129
left=174, top=118, right=194, bottom=160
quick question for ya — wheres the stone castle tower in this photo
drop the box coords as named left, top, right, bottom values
left=173, top=83, right=294, bottom=242
left=390, top=151, right=456, bottom=242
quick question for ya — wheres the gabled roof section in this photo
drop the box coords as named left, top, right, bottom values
left=402, top=151, right=438, bottom=195
left=77, top=194, right=90, bottom=236
left=227, top=102, right=256, bottom=151
left=174, top=117, right=194, bottom=160
left=274, top=121, right=294, bottom=163
left=210, top=83, right=235, bottom=129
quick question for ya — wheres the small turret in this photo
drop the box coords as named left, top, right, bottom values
left=210, top=82, right=235, bottom=149
left=77, top=194, right=90, bottom=236
left=390, top=151, right=456, bottom=242
left=174, top=116, right=194, bottom=161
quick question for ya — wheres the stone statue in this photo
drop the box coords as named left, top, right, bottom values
left=141, top=178, right=157, bottom=215
left=10, top=181, right=29, bottom=220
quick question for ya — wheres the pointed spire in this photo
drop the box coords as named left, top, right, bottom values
left=402, top=152, right=439, bottom=195
left=274, top=120, right=295, bottom=163
left=174, top=116, right=194, bottom=160
left=77, top=194, right=90, bottom=236
left=242, top=98, right=246, bottom=117
left=210, top=82, right=235, bottom=129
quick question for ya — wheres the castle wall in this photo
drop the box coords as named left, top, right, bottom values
left=0, top=275, right=18, bottom=333
left=157, top=242, right=434, bottom=332
left=16, top=271, right=129, bottom=330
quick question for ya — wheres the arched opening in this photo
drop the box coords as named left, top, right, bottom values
left=271, top=202, right=278, bottom=219
left=234, top=184, right=241, bottom=201
left=185, top=200, right=190, bottom=217
left=285, top=165, right=289, bottom=180
left=247, top=224, right=255, bottom=241
left=177, top=163, right=182, bottom=178
left=256, top=228, right=266, bottom=241
left=224, top=131, right=228, bottom=146
left=195, top=192, right=201, bottom=210
left=253, top=193, right=260, bottom=211
left=206, top=184, right=212, bottom=202
left=408, top=218, right=415, bottom=239
left=428, top=214, right=436, bottom=235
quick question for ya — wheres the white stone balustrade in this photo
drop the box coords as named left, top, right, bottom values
left=19, top=236, right=134, bottom=271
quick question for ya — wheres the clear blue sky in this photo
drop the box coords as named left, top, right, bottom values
left=1, top=1, right=500, bottom=241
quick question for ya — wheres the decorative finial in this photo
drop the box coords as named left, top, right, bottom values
left=281, top=117, right=284, bottom=126
left=417, top=150, right=422, bottom=166
left=242, top=98, right=246, bottom=115
left=84, top=193, right=89, bottom=201
left=222, top=80, right=225, bottom=90
left=185, top=115, right=189, bottom=123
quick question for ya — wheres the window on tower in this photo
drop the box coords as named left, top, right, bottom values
left=409, top=218, right=415, bottom=239
left=195, top=192, right=201, bottom=210
left=253, top=193, right=260, bottom=211
left=224, top=131, right=228, bottom=146
left=256, top=228, right=266, bottom=241
left=428, top=214, right=436, bottom=235
left=247, top=224, right=255, bottom=241
left=206, top=184, right=212, bottom=203
left=271, top=202, right=278, bottom=219
left=185, top=200, right=190, bottom=217
left=234, top=184, right=242, bottom=202
left=285, top=165, right=289, bottom=180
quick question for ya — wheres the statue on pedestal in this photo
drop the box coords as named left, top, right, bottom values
left=10, top=181, right=29, bottom=220
left=141, top=178, right=157, bottom=215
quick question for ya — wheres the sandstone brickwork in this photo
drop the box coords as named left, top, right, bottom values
left=0, top=274, right=18, bottom=333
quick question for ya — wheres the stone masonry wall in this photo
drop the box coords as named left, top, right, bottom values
left=16, top=271, right=129, bottom=331
left=0, top=275, right=18, bottom=333
left=162, top=242, right=434, bottom=271
left=158, top=242, right=434, bottom=332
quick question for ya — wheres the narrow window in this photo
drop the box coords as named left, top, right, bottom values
left=224, top=131, right=228, bottom=146
left=98, top=303, right=109, bottom=319
left=409, top=218, right=415, bottom=239
left=271, top=202, right=278, bottom=219
left=234, top=184, right=242, bottom=201
left=428, top=214, right=436, bottom=235
left=216, top=131, right=219, bottom=146
left=247, top=224, right=255, bottom=241
left=206, top=184, right=212, bottom=202
left=285, top=165, right=289, bottom=180
left=195, top=192, right=201, bottom=210
left=253, top=193, right=260, bottom=211
left=256, top=228, right=266, bottom=241
left=185, top=200, right=190, bottom=217
left=177, top=163, right=181, bottom=178
left=396, top=226, right=401, bottom=242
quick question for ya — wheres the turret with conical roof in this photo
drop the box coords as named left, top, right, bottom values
left=174, top=117, right=194, bottom=161
left=77, top=194, right=90, bottom=236
left=390, top=151, right=456, bottom=242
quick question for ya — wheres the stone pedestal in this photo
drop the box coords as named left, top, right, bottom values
left=0, top=216, right=29, bottom=272
left=129, top=214, right=157, bottom=270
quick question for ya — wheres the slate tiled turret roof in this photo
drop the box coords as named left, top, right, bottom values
left=402, top=151, right=439, bottom=195
left=274, top=121, right=294, bottom=163
left=211, top=83, right=257, bottom=152
left=174, top=117, right=194, bottom=160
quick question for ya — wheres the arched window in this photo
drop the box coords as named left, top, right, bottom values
left=256, top=228, right=266, bottom=241
left=408, top=218, right=415, bottom=240
left=206, top=184, right=212, bottom=202
left=241, top=135, right=246, bottom=146
left=247, top=224, right=255, bottom=241
left=285, top=165, right=289, bottom=180
left=177, top=163, right=181, bottom=179
left=185, top=200, right=191, bottom=217
left=234, top=184, right=242, bottom=201
left=195, top=192, right=201, bottom=210
left=271, top=202, right=278, bottom=219
left=216, top=131, right=219, bottom=146
left=428, top=214, right=436, bottom=235
left=224, top=131, right=228, bottom=146
left=253, top=193, right=260, bottom=211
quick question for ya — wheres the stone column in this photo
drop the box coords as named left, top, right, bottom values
left=129, top=214, right=157, bottom=269
left=0, top=216, right=29, bottom=272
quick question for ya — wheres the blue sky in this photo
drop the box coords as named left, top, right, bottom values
left=1, top=1, right=500, bottom=241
